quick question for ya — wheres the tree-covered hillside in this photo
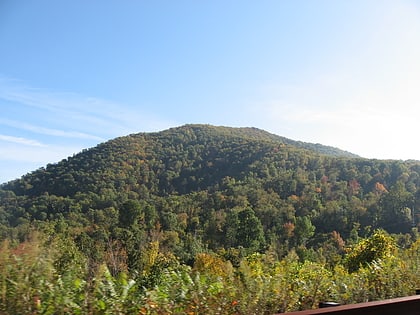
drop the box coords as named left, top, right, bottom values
left=0, top=124, right=419, bottom=314
left=2, top=124, right=418, bottom=233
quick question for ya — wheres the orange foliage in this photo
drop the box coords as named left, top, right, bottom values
left=374, top=182, right=388, bottom=194
left=283, top=222, right=295, bottom=238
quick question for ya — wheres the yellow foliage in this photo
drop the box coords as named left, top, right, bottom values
left=193, top=252, right=232, bottom=278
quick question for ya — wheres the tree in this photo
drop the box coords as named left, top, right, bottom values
left=379, top=181, right=413, bottom=233
left=345, top=229, right=395, bottom=273
left=236, top=207, right=266, bottom=252
left=293, top=216, right=315, bottom=246
left=119, top=200, right=143, bottom=229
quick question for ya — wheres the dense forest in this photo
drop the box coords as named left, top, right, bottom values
left=0, top=124, right=419, bottom=314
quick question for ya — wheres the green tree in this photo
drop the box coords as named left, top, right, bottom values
left=119, top=200, right=143, bottom=228
left=379, top=181, right=413, bottom=233
left=293, top=216, right=315, bottom=246
left=236, top=207, right=266, bottom=252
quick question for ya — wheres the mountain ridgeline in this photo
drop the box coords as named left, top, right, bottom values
left=0, top=124, right=419, bottom=267
left=2, top=125, right=358, bottom=196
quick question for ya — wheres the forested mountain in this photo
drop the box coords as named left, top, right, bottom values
left=0, top=124, right=419, bottom=314
left=1, top=124, right=419, bottom=255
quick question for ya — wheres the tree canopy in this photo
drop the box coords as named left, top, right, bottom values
left=0, top=124, right=419, bottom=313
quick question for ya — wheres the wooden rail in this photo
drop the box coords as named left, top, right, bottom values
left=275, top=295, right=420, bottom=315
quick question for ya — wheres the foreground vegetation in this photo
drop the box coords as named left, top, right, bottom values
left=0, top=229, right=420, bottom=314
left=0, top=124, right=419, bottom=313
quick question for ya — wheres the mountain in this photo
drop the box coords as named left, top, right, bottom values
left=2, top=124, right=357, bottom=193
left=0, top=124, right=419, bottom=268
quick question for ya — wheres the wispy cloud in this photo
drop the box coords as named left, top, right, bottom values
left=0, top=76, right=175, bottom=137
left=0, top=118, right=104, bottom=141
left=0, top=76, right=177, bottom=182
left=0, top=134, right=45, bottom=147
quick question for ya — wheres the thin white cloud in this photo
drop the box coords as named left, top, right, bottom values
left=0, top=134, right=45, bottom=147
left=0, top=77, right=177, bottom=183
left=0, top=77, right=175, bottom=137
left=0, top=118, right=104, bottom=141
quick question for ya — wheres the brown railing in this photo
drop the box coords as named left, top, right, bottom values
left=275, top=294, right=420, bottom=315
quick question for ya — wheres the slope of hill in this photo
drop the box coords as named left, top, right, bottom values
left=2, top=124, right=357, bottom=195
left=0, top=124, right=419, bottom=269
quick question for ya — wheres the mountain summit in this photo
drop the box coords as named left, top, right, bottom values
left=0, top=124, right=418, bottom=267
left=2, top=124, right=358, bottom=195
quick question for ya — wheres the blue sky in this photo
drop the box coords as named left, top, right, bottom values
left=1, top=1, right=420, bottom=183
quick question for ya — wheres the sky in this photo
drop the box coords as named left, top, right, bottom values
left=1, top=1, right=420, bottom=183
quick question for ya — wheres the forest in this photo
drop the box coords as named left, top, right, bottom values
left=0, top=124, right=419, bottom=314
